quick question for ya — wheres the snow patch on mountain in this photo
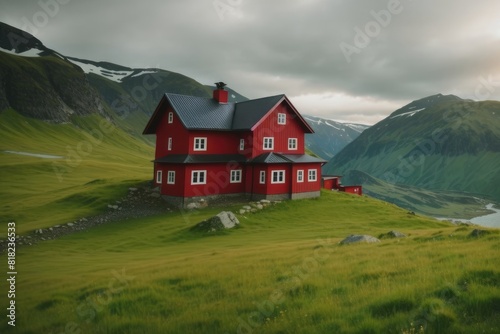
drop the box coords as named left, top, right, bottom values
left=67, top=58, right=134, bottom=82
left=0, top=46, right=42, bottom=57
left=391, top=108, right=425, bottom=119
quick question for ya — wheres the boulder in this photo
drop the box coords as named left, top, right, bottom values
left=187, top=202, right=200, bottom=210
left=340, top=234, right=380, bottom=245
left=379, top=230, right=407, bottom=239
left=192, top=211, right=240, bottom=233
left=469, top=229, right=491, bottom=238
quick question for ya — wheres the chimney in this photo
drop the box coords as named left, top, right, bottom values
left=213, top=81, right=228, bottom=104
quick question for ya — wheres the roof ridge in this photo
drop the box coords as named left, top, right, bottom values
left=235, top=94, right=285, bottom=105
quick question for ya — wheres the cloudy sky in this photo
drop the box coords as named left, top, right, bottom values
left=2, top=0, right=500, bottom=124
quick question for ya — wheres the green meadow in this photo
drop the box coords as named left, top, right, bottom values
left=1, top=111, right=499, bottom=333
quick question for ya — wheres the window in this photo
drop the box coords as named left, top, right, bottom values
left=156, top=170, right=162, bottom=184
left=271, top=170, right=285, bottom=184
left=263, top=137, right=274, bottom=150
left=168, top=112, right=174, bottom=124
left=194, top=137, right=207, bottom=151
left=239, top=138, right=245, bottom=151
left=288, top=138, right=298, bottom=150
left=278, top=113, right=286, bottom=125
left=297, top=170, right=304, bottom=183
left=168, top=137, right=172, bottom=151
left=191, top=170, right=206, bottom=185
left=308, top=169, right=317, bottom=182
left=259, top=170, right=266, bottom=184
left=167, top=171, right=175, bottom=184
left=230, top=170, right=242, bottom=183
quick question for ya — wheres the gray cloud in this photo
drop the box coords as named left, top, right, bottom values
left=1, top=0, right=499, bottom=123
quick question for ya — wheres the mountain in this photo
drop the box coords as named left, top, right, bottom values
left=304, top=115, right=369, bottom=159
left=0, top=22, right=212, bottom=137
left=324, top=93, right=500, bottom=201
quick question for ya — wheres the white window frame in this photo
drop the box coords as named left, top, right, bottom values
left=271, top=170, right=285, bottom=184
left=278, top=113, right=286, bottom=125
left=263, top=137, right=274, bottom=150
left=191, top=170, right=207, bottom=185
left=230, top=169, right=242, bottom=183
left=308, top=169, right=317, bottom=182
left=193, top=137, right=207, bottom=151
left=168, top=137, right=172, bottom=151
left=259, top=170, right=266, bottom=184
left=297, top=170, right=304, bottom=183
left=156, top=170, right=162, bottom=184
left=167, top=171, right=175, bottom=184
left=288, top=138, right=298, bottom=150
left=168, top=112, right=174, bottom=124
left=239, top=138, right=245, bottom=151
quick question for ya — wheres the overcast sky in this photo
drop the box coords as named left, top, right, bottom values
left=2, top=0, right=500, bottom=124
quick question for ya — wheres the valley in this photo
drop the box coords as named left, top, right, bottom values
left=0, top=21, right=499, bottom=334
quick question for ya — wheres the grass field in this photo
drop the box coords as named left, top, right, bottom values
left=1, top=110, right=499, bottom=333
left=1, top=190, right=499, bottom=333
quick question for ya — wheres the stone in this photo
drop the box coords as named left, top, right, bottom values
left=260, top=199, right=271, bottom=204
left=379, top=230, right=407, bottom=239
left=469, top=229, right=491, bottom=238
left=192, top=211, right=240, bottom=232
left=108, top=204, right=119, bottom=210
left=187, top=202, right=200, bottom=210
left=340, top=234, right=380, bottom=245
left=243, top=205, right=252, bottom=210
left=239, top=209, right=247, bottom=215
left=256, top=204, right=264, bottom=210
left=67, top=223, right=74, bottom=227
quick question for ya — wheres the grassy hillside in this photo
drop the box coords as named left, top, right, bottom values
left=0, top=109, right=154, bottom=234
left=0, top=190, right=498, bottom=333
left=324, top=95, right=500, bottom=202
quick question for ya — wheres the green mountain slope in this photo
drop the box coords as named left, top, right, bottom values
left=0, top=109, right=154, bottom=233
left=324, top=94, right=500, bottom=201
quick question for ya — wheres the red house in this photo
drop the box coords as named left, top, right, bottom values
left=143, top=83, right=326, bottom=207
left=322, top=175, right=362, bottom=196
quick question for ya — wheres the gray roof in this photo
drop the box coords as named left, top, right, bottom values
left=166, top=93, right=235, bottom=130
left=143, top=92, right=314, bottom=134
left=154, top=153, right=325, bottom=165
left=249, top=153, right=326, bottom=164
left=232, top=95, right=284, bottom=130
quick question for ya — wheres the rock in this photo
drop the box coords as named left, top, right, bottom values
left=67, top=223, right=74, bottom=227
left=108, top=204, right=119, bottom=210
left=187, top=202, right=200, bottom=210
left=192, top=211, right=240, bottom=232
left=379, top=230, right=407, bottom=239
left=340, top=234, right=380, bottom=245
left=129, top=187, right=138, bottom=192
left=239, top=209, right=247, bottom=215
left=243, top=205, right=252, bottom=210
left=260, top=199, right=271, bottom=204
left=469, top=229, right=491, bottom=238
left=256, top=204, right=264, bottom=210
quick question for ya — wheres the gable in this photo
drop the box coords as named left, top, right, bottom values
left=251, top=96, right=315, bottom=133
